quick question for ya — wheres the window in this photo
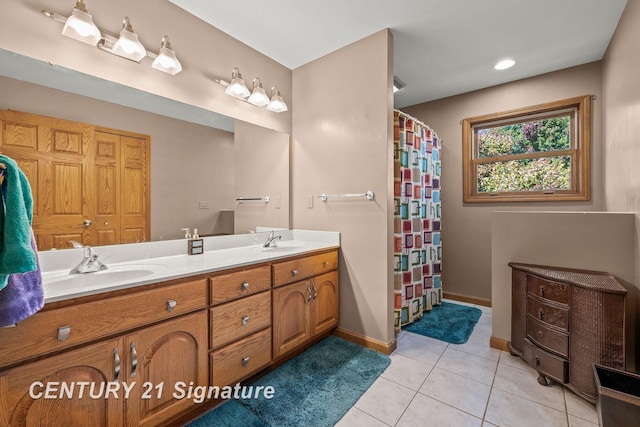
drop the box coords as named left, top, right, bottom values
left=462, top=95, right=591, bottom=202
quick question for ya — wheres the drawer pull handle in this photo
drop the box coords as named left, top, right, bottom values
left=537, top=330, right=544, bottom=338
left=306, top=282, right=312, bottom=305
left=241, top=281, right=250, bottom=291
left=535, top=355, right=540, bottom=366
left=540, top=285, right=545, bottom=297
left=57, top=326, right=71, bottom=342
left=167, top=299, right=177, bottom=312
left=291, top=269, right=298, bottom=277
left=242, top=357, right=250, bottom=367
left=131, top=342, right=138, bottom=378
left=323, top=261, right=329, bottom=268
left=538, top=309, right=545, bottom=321
left=114, top=348, right=121, bottom=382
left=242, top=315, right=250, bottom=326
left=312, top=281, right=318, bottom=300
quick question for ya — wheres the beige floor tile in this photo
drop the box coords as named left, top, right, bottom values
left=354, top=376, right=415, bottom=426
left=493, top=362, right=566, bottom=411
left=485, top=388, right=568, bottom=427
left=381, top=352, right=434, bottom=391
left=451, top=334, right=501, bottom=362
left=419, top=367, right=491, bottom=418
left=335, top=407, right=390, bottom=427
left=564, top=389, right=598, bottom=424
left=396, top=393, right=483, bottom=427
left=395, top=333, right=447, bottom=366
left=498, top=350, right=538, bottom=374
left=436, top=347, right=498, bottom=385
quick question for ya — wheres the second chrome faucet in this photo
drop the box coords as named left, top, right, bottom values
left=68, top=240, right=108, bottom=274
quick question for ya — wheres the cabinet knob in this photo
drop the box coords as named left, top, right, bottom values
left=323, top=261, right=329, bottom=268
left=242, top=357, right=250, bottom=367
left=537, top=330, right=544, bottom=338
left=242, top=315, right=250, bottom=326
left=535, top=355, right=540, bottom=366
left=241, top=281, right=250, bottom=291
left=540, top=285, right=545, bottom=298
left=291, top=269, right=298, bottom=277
left=167, top=299, right=177, bottom=312
left=57, top=326, right=71, bottom=342
left=538, top=309, right=545, bottom=320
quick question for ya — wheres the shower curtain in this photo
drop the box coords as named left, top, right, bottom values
left=393, top=110, right=442, bottom=332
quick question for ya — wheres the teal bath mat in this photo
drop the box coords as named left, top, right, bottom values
left=187, top=336, right=390, bottom=427
left=402, top=301, right=482, bottom=344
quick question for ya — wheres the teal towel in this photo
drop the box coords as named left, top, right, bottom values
left=0, top=155, right=36, bottom=290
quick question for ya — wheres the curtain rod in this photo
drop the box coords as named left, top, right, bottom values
left=394, top=109, right=436, bottom=135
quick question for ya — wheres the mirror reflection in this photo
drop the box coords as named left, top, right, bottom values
left=0, top=50, right=290, bottom=248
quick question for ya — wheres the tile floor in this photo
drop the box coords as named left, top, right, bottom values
left=336, top=301, right=599, bottom=427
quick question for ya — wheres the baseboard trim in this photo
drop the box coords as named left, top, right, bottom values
left=443, top=291, right=492, bottom=307
left=490, top=336, right=510, bottom=352
left=333, top=328, right=397, bottom=355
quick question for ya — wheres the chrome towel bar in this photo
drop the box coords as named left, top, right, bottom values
left=318, top=191, right=375, bottom=202
left=236, top=196, right=270, bottom=203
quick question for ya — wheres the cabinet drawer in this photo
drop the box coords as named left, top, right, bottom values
left=527, top=315, right=569, bottom=357
left=0, top=278, right=207, bottom=368
left=210, top=328, right=272, bottom=387
left=523, top=338, right=568, bottom=383
left=526, top=295, right=569, bottom=331
left=527, top=275, right=569, bottom=305
left=273, top=250, right=338, bottom=287
left=210, top=291, right=271, bottom=349
left=210, top=265, right=271, bottom=305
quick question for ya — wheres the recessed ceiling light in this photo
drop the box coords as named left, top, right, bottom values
left=495, top=59, right=515, bottom=70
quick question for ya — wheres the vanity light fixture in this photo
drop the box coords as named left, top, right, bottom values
left=42, top=2, right=183, bottom=75
left=225, top=67, right=251, bottom=99
left=60, top=1, right=101, bottom=46
left=247, top=78, right=270, bottom=106
left=151, top=36, right=182, bottom=75
left=111, top=17, right=146, bottom=62
left=267, top=87, right=288, bottom=113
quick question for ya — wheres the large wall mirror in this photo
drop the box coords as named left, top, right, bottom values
left=0, top=50, right=290, bottom=248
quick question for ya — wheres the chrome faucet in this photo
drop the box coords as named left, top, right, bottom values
left=263, top=230, right=282, bottom=248
left=68, top=241, right=108, bottom=274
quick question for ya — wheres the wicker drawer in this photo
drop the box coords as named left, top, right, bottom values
left=527, top=275, right=569, bottom=305
left=0, top=278, right=207, bottom=368
left=272, top=250, right=338, bottom=287
left=210, top=291, right=271, bottom=349
left=523, top=338, right=568, bottom=383
left=210, top=265, right=271, bottom=305
left=526, top=295, right=569, bottom=331
left=527, top=315, right=569, bottom=357
left=210, top=328, right=272, bottom=387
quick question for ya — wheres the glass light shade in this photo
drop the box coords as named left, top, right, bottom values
left=225, top=68, right=250, bottom=99
left=267, top=89, right=288, bottom=113
left=495, top=59, right=515, bottom=70
left=61, top=8, right=101, bottom=46
left=151, top=36, right=182, bottom=75
left=112, top=18, right=146, bottom=62
left=247, top=79, right=270, bottom=106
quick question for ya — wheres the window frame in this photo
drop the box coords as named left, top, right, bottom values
left=462, top=95, right=591, bottom=203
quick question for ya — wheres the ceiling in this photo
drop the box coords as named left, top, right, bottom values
left=169, top=0, right=627, bottom=108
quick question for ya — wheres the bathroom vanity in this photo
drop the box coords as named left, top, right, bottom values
left=0, top=231, right=339, bottom=426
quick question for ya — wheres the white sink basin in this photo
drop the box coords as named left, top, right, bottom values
left=44, top=264, right=167, bottom=290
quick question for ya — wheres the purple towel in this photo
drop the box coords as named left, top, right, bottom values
left=0, top=230, right=43, bottom=327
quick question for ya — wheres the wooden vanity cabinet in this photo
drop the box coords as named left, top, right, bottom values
left=208, top=265, right=273, bottom=388
left=0, top=278, right=208, bottom=427
left=508, top=263, right=626, bottom=402
left=272, top=251, right=339, bottom=359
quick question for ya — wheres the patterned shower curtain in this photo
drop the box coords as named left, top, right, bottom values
left=393, top=110, right=442, bottom=332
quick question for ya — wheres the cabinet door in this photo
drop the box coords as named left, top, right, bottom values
left=272, top=281, right=311, bottom=359
left=310, top=271, right=339, bottom=336
left=123, top=311, right=207, bottom=427
left=0, top=339, right=122, bottom=427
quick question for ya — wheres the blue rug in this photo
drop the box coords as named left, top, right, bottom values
left=188, top=335, right=390, bottom=427
left=402, top=301, right=482, bottom=344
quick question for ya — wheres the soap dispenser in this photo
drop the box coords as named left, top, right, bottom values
left=187, top=228, right=204, bottom=255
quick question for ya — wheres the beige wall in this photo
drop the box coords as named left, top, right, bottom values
left=234, top=121, right=290, bottom=233
left=491, top=212, right=636, bottom=368
left=0, top=75, right=235, bottom=241
left=403, top=62, right=605, bottom=301
left=0, top=0, right=291, bottom=134
left=292, top=30, right=395, bottom=346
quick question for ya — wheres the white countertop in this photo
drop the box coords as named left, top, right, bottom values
left=39, top=230, right=340, bottom=303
